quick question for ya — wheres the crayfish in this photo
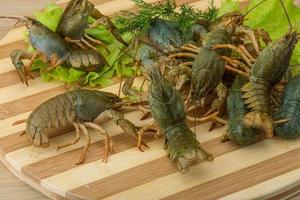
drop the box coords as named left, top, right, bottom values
left=56, top=0, right=128, bottom=50
left=15, top=89, right=147, bottom=164
left=274, top=73, right=300, bottom=139
left=241, top=0, right=299, bottom=138
left=223, top=76, right=261, bottom=145
left=137, top=46, right=213, bottom=173
left=2, top=16, right=108, bottom=86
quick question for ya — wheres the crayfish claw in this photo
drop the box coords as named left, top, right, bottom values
left=10, top=50, right=37, bottom=86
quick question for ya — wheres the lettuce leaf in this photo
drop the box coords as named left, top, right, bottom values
left=218, top=0, right=240, bottom=17
left=34, top=3, right=64, bottom=31
left=28, top=3, right=137, bottom=87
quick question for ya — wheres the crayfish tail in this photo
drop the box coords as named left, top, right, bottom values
left=166, top=125, right=212, bottom=173
left=243, top=111, right=273, bottom=138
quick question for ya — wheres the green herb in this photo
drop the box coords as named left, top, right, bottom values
left=115, top=0, right=177, bottom=35
left=115, top=0, right=218, bottom=36
left=177, top=1, right=218, bottom=31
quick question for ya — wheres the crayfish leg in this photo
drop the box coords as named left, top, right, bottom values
left=56, top=122, right=81, bottom=151
left=212, top=44, right=253, bottom=66
left=83, top=122, right=113, bottom=163
left=12, top=119, right=27, bottom=125
left=76, top=123, right=91, bottom=165
left=136, top=122, right=160, bottom=151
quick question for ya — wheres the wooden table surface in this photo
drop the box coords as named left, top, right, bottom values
left=1, top=1, right=300, bottom=200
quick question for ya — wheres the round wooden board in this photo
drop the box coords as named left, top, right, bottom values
left=1, top=0, right=300, bottom=200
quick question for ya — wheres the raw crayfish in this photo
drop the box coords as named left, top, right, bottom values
left=16, top=89, right=146, bottom=164
left=274, top=73, right=300, bottom=139
left=56, top=0, right=128, bottom=50
left=2, top=16, right=108, bottom=86
left=138, top=45, right=213, bottom=173
left=223, top=76, right=261, bottom=145
left=241, top=0, right=299, bottom=138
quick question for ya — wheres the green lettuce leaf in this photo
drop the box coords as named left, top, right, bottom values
left=218, top=0, right=240, bottom=17
left=34, top=3, right=63, bottom=31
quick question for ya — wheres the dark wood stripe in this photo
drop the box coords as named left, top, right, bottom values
left=0, top=41, right=26, bottom=59
left=0, top=131, right=29, bottom=155
left=0, top=70, right=39, bottom=89
left=0, top=86, right=66, bottom=120
left=268, top=183, right=300, bottom=200
left=67, top=138, right=240, bottom=199
left=162, top=147, right=300, bottom=200
left=0, top=126, right=75, bottom=155
left=22, top=132, right=156, bottom=183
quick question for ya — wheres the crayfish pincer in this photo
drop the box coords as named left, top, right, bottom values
left=274, top=74, right=300, bottom=139
left=16, top=89, right=145, bottom=164
left=241, top=1, right=299, bottom=138
left=141, top=46, right=213, bottom=173
left=1, top=16, right=107, bottom=86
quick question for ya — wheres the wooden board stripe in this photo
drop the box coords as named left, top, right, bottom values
left=0, top=111, right=30, bottom=139
left=40, top=123, right=221, bottom=197
left=221, top=167, right=300, bottom=200
left=0, top=86, right=65, bottom=120
left=0, top=132, right=29, bottom=155
left=269, top=182, right=300, bottom=200
left=22, top=131, right=156, bottom=183
left=102, top=138, right=300, bottom=200
left=163, top=146, right=300, bottom=200
left=0, top=57, right=16, bottom=74
left=0, top=78, right=63, bottom=105
left=0, top=154, right=67, bottom=200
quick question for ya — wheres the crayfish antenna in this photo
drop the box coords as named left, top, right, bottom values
left=244, top=0, right=267, bottom=17
left=279, top=0, right=292, bottom=30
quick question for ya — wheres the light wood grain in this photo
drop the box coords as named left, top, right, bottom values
left=1, top=0, right=300, bottom=200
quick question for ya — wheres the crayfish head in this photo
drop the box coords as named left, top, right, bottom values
left=277, top=31, right=299, bottom=54
left=209, top=12, right=243, bottom=34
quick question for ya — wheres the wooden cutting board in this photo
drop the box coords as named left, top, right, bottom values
left=1, top=0, right=300, bottom=199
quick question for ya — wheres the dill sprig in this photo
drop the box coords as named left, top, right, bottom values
left=115, top=0, right=178, bottom=35
left=176, top=0, right=218, bottom=31
left=114, top=0, right=218, bottom=36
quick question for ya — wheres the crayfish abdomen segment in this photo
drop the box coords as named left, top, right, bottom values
left=241, top=80, right=273, bottom=137
left=66, top=49, right=108, bottom=71
left=227, top=76, right=261, bottom=145
left=26, top=92, right=76, bottom=147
